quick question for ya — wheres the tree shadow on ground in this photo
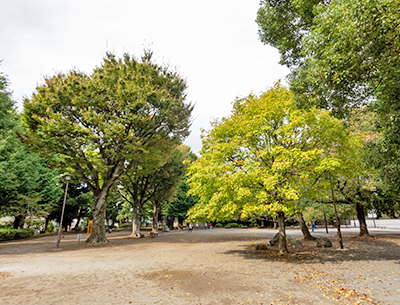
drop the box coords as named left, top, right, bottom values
left=0, top=229, right=273, bottom=256
left=221, top=234, right=400, bottom=265
left=2, top=229, right=400, bottom=262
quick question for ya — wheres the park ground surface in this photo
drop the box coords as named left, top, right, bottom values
left=1, top=227, right=400, bottom=305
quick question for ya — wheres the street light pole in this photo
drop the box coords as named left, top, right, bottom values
left=56, top=174, right=72, bottom=249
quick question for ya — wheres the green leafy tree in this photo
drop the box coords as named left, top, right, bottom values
left=256, top=0, right=330, bottom=68
left=47, top=182, right=92, bottom=232
left=119, top=145, right=188, bottom=236
left=0, top=71, right=62, bottom=228
left=290, top=0, right=400, bottom=116
left=257, top=1, right=400, bottom=230
left=164, top=150, right=198, bottom=227
left=164, top=175, right=198, bottom=227
left=187, top=85, right=352, bottom=254
left=287, top=1, right=400, bottom=196
left=22, top=52, right=193, bottom=243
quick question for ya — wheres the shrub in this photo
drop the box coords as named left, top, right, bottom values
left=226, top=223, right=239, bottom=228
left=215, top=223, right=223, bottom=227
left=0, top=223, right=12, bottom=229
left=46, top=222, right=54, bottom=233
left=120, top=223, right=132, bottom=228
left=28, top=220, right=44, bottom=233
left=0, top=228, right=35, bottom=241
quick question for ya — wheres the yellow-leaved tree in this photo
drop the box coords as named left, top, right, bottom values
left=187, top=84, right=354, bottom=254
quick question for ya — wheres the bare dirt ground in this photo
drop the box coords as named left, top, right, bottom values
left=1, top=227, right=400, bottom=305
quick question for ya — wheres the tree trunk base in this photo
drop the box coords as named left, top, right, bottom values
left=86, top=235, right=108, bottom=244
left=358, top=231, right=372, bottom=237
left=277, top=211, right=288, bottom=254
left=303, top=236, right=317, bottom=240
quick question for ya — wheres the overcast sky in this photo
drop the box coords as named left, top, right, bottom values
left=0, top=0, right=288, bottom=153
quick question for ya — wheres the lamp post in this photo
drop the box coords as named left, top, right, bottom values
left=56, top=174, right=73, bottom=249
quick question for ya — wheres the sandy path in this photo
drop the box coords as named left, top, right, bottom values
left=1, top=228, right=400, bottom=304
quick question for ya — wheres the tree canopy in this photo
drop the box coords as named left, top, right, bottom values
left=256, top=0, right=330, bottom=68
left=22, top=51, right=193, bottom=243
left=187, top=85, right=353, bottom=253
left=290, top=0, right=400, bottom=117
left=0, top=71, right=62, bottom=228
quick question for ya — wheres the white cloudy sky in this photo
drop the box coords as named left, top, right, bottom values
left=0, top=0, right=288, bottom=153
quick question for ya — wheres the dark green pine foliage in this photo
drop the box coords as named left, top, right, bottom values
left=166, top=175, right=198, bottom=225
left=0, top=70, right=63, bottom=228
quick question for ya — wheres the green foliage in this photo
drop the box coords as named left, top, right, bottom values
left=187, top=85, right=353, bottom=222
left=118, top=144, right=189, bottom=229
left=164, top=149, right=198, bottom=221
left=0, top=70, right=63, bottom=226
left=289, top=0, right=400, bottom=120
left=22, top=51, right=193, bottom=192
left=48, top=183, right=93, bottom=229
left=302, top=201, right=353, bottom=223
left=0, top=228, right=34, bottom=241
left=256, top=0, right=329, bottom=68
left=0, top=223, right=12, bottom=229
left=46, top=222, right=54, bottom=233
left=256, top=0, right=400, bottom=225
left=26, top=220, right=44, bottom=233
left=22, top=51, right=193, bottom=242
left=226, top=223, right=239, bottom=228
left=214, top=223, right=223, bottom=227
left=119, top=223, right=132, bottom=228
left=116, top=202, right=133, bottom=223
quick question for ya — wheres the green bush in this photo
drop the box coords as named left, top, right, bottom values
left=226, top=223, right=239, bottom=228
left=0, top=228, right=34, bottom=241
left=215, top=223, right=223, bottom=227
left=46, top=222, right=54, bottom=233
left=0, top=223, right=12, bottom=229
left=120, top=223, right=132, bottom=228
left=28, top=220, right=44, bottom=233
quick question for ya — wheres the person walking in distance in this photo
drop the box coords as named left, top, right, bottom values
left=188, top=223, right=193, bottom=233
left=209, top=222, right=213, bottom=230
left=204, top=222, right=207, bottom=230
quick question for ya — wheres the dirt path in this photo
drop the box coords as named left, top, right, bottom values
left=1, top=228, right=400, bottom=305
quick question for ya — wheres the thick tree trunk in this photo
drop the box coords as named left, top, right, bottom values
left=167, top=217, right=175, bottom=230
left=74, top=208, right=83, bottom=230
left=75, top=216, right=81, bottom=229
left=13, top=215, right=24, bottom=229
left=356, top=202, right=370, bottom=236
left=297, top=212, right=316, bottom=240
left=86, top=187, right=110, bottom=244
left=324, top=212, right=329, bottom=233
left=277, top=211, right=288, bottom=254
left=152, top=201, right=159, bottom=233
left=131, top=211, right=141, bottom=237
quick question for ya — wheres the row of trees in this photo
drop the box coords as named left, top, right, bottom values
left=185, top=0, right=400, bottom=253
left=1, top=51, right=197, bottom=242
left=0, top=70, right=63, bottom=230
